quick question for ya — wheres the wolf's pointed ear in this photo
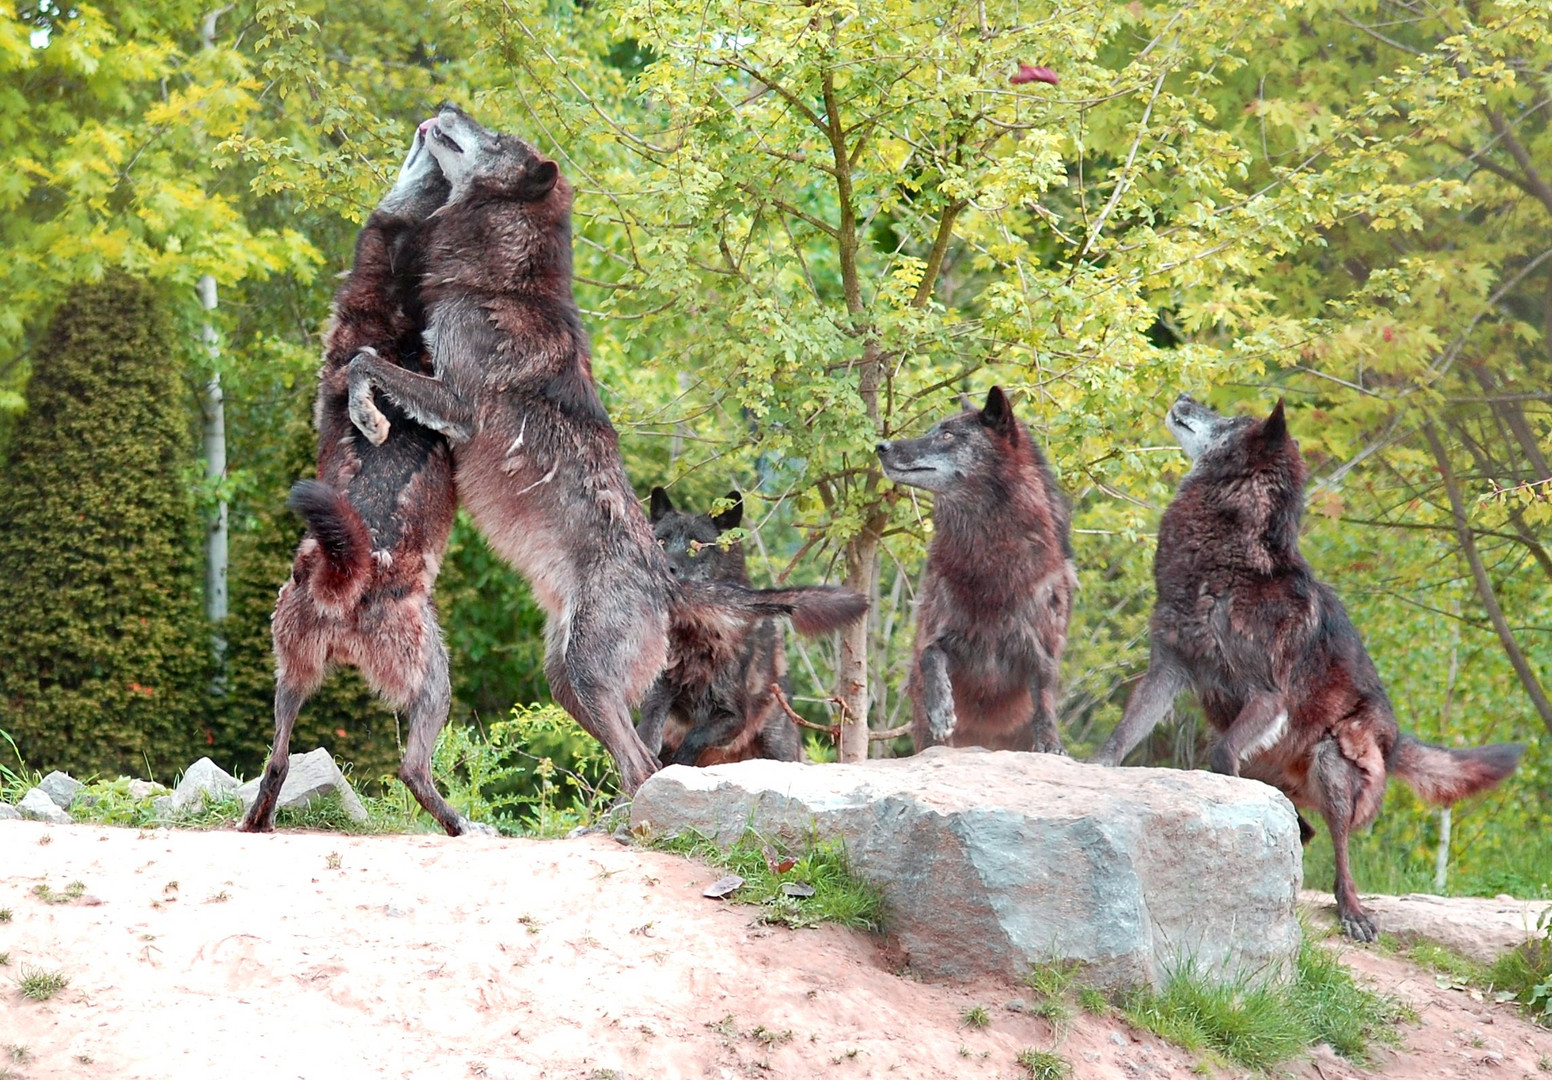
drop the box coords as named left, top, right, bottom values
left=978, top=385, right=1019, bottom=441
left=1262, top=398, right=1289, bottom=446
left=712, top=491, right=743, bottom=532
left=649, top=486, right=674, bottom=522
left=518, top=159, right=560, bottom=201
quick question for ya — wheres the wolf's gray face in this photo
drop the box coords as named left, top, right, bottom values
left=877, top=386, right=1023, bottom=494
left=376, top=127, right=450, bottom=219
left=421, top=104, right=558, bottom=203
left=1165, top=394, right=1255, bottom=464
left=649, top=488, right=744, bottom=584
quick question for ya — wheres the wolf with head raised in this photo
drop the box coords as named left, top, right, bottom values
left=639, top=488, right=865, bottom=767
left=344, top=105, right=865, bottom=793
left=876, top=387, right=1077, bottom=754
left=242, top=128, right=480, bottom=836
left=1093, top=394, right=1523, bottom=940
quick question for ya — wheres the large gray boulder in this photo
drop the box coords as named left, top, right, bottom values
left=632, top=748, right=1302, bottom=988
left=18, top=786, right=72, bottom=824
left=234, top=748, right=368, bottom=823
left=37, top=770, right=82, bottom=809
left=171, top=757, right=239, bottom=814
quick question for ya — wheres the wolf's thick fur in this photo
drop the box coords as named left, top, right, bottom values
left=344, top=106, right=862, bottom=792
left=876, top=387, right=1077, bottom=753
left=638, top=489, right=865, bottom=766
left=1093, top=394, right=1524, bottom=940
left=240, top=130, right=475, bottom=837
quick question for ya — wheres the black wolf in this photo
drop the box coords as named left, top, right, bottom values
left=343, top=105, right=864, bottom=793
left=242, top=128, right=481, bottom=836
left=876, top=386, right=1077, bottom=754
left=638, top=488, right=865, bottom=766
left=1093, top=394, right=1523, bottom=939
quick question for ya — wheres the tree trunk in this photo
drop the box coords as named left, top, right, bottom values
left=198, top=275, right=228, bottom=672
left=838, top=527, right=880, bottom=761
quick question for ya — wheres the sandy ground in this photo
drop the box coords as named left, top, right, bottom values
left=1, top=819, right=1550, bottom=1080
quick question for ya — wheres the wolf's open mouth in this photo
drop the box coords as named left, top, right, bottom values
left=1169, top=411, right=1194, bottom=432
left=431, top=126, right=465, bottom=155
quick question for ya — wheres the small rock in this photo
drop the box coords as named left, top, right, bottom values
left=38, top=770, right=82, bottom=809
left=150, top=796, right=175, bottom=820
left=385, top=900, right=413, bottom=918
left=1109, top=1032, right=1127, bottom=1047
left=1004, top=1000, right=1026, bottom=1013
left=171, top=757, right=238, bottom=814
left=127, top=779, right=167, bottom=801
left=612, top=823, right=633, bottom=845
left=233, top=748, right=368, bottom=823
left=1083, top=1051, right=1101, bottom=1063
left=19, top=787, right=71, bottom=824
left=703, top=874, right=745, bottom=899
left=0, top=802, right=19, bottom=820
left=780, top=881, right=816, bottom=898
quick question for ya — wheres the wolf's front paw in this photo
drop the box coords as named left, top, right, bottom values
left=347, top=359, right=390, bottom=446
left=927, top=710, right=958, bottom=744
left=1338, top=906, right=1378, bottom=943
left=1035, top=738, right=1068, bottom=756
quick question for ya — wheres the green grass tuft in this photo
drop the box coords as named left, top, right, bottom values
left=1121, top=933, right=1406, bottom=1069
left=1077, top=985, right=1109, bottom=1015
left=15, top=966, right=68, bottom=1001
left=648, top=828, right=886, bottom=932
left=1016, top=1048, right=1071, bottom=1080
left=960, top=1004, right=991, bottom=1029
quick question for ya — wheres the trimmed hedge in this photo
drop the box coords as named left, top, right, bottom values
left=0, top=274, right=210, bottom=777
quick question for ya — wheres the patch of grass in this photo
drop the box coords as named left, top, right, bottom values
left=1487, top=925, right=1552, bottom=1023
left=31, top=881, right=86, bottom=905
left=16, top=965, right=68, bottom=1001
left=648, top=828, right=886, bottom=932
left=1120, top=933, right=1406, bottom=1070
left=0, top=908, right=10, bottom=923
left=1016, top=1048, right=1071, bottom=1080
left=1024, top=958, right=1083, bottom=1027
left=0, top=953, right=9, bottom=966
left=1077, top=985, right=1109, bottom=1015
left=1304, top=819, right=1552, bottom=901
left=1407, top=940, right=1489, bottom=985
left=960, top=1004, right=991, bottom=1029
left=5, top=1046, right=27, bottom=1064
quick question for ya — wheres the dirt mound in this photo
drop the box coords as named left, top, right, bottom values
left=1, top=820, right=1549, bottom=1079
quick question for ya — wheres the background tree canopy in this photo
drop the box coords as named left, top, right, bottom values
left=0, top=0, right=1546, bottom=893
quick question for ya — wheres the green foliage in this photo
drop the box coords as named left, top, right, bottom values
left=1015, top=1048, right=1071, bottom=1080
left=14, top=967, right=67, bottom=1002
left=1488, top=908, right=1552, bottom=1024
left=647, top=828, right=887, bottom=932
left=1122, top=933, right=1405, bottom=1069
left=0, top=275, right=210, bottom=778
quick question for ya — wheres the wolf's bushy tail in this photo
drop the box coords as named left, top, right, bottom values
left=674, top=582, right=868, bottom=636
left=288, top=479, right=374, bottom=611
left=1391, top=733, right=1523, bottom=805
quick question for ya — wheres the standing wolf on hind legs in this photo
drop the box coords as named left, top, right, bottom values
left=1092, top=394, right=1523, bottom=940
left=241, top=128, right=484, bottom=837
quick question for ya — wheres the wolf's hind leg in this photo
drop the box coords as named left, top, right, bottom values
left=1312, top=737, right=1377, bottom=942
left=1092, top=657, right=1185, bottom=766
left=241, top=679, right=309, bottom=833
left=1209, top=691, right=1288, bottom=776
left=667, top=708, right=747, bottom=767
left=545, top=618, right=661, bottom=796
left=397, top=627, right=492, bottom=837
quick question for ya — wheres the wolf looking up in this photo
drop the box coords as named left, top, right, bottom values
left=639, top=488, right=866, bottom=766
left=344, top=105, right=863, bottom=793
left=876, top=386, right=1077, bottom=754
left=242, top=128, right=476, bottom=836
left=1093, top=394, right=1523, bottom=940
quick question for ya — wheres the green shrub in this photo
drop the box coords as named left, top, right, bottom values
left=0, top=274, right=210, bottom=778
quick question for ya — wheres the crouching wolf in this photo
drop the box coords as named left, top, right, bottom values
left=876, top=387, right=1077, bottom=754
left=638, top=488, right=866, bottom=766
left=344, top=105, right=865, bottom=793
left=242, top=128, right=479, bottom=837
left=1093, top=394, right=1523, bottom=939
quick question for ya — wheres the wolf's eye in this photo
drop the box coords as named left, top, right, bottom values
left=938, top=430, right=955, bottom=442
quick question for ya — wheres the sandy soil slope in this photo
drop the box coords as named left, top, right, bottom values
left=1, top=820, right=1548, bottom=1079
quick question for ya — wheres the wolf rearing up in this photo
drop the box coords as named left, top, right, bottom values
left=344, top=105, right=864, bottom=793
left=639, top=488, right=866, bottom=766
left=242, top=128, right=480, bottom=836
left=1093, top=394, right=1523, bottom=939
left=876, top=387, right=1077, bottom=754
